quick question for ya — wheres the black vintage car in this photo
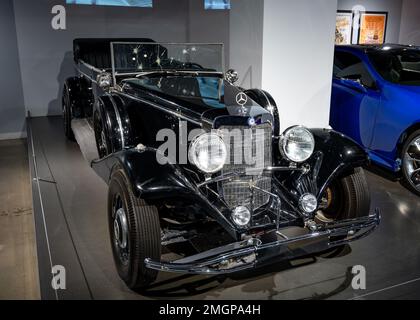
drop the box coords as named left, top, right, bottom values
left=63, top=38, right=380, bottom=290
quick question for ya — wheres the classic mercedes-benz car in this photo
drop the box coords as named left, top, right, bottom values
left=331, top=44, right=420, bottom=196
left=63, top=38, right=379, bottom=290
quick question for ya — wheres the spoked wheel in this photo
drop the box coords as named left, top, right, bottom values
left=401, top=130, right=420, bottom=196
left=108, top=169, right=161, bottom=290
left=315, top=167, right=370, bottom=257
left=317, top=167, right=370, bottom=222
left=93, top=111, right=111, bottom=158
left=62, top=89, right=75, bottom=141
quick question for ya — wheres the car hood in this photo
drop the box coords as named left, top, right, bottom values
left=122, top=76, right=272, bottom=127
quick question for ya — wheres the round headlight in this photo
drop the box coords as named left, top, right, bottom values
left=299, top=193, right=318, bottom=214
left=231, top=206, right=251, bottom=227
left=280, top=126, right=315, bottom=163
left=189, top=133, right=227, bottom=173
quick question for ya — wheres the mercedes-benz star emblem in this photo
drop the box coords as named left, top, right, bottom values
left=236, top=92, right=248, bottom=107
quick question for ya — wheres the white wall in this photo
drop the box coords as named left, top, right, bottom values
left=0, top=0, right=26, bottom=139
left=261, top=0, right=338, bottom=130
left=337, top=0, right=403, bottom=44
left=13, top=0, right=230, bottom=117
left=229, top=0, right=264, bottom=89
left=399, top=0, right=420, bottom=45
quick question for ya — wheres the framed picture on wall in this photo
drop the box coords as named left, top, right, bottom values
left=358, top=12, right=388, bottom=45
left=335, top=11, right=353, bottom=45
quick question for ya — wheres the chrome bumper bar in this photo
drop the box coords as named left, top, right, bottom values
left=145, top=209, right=381, bottom=275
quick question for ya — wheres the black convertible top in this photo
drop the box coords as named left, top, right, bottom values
left=73, top=38, right=155, bottom=69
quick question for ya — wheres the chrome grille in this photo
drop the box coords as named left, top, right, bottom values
left=219, top=123, right=272, bottom=210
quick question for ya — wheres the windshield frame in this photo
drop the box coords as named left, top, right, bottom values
left=110, top=41, right=225, bottom=85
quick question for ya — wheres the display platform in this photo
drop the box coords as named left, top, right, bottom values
left=27, top=116, right=420, bottom=300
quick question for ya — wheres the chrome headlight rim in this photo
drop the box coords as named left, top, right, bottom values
left=188, top=132, right=227, bottom=174
left=280, top=125, right=315, bottom=163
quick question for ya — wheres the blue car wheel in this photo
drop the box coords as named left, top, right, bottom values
left=401, top=129, right=420, bottom=196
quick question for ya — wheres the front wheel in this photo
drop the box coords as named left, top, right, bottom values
left=108, top=169, right=161, bottom=290
left=317, top=167, right=370, bottom=222
left=315, top=167, right=370, bottom=257
left=401, top=130, right=420, bottom=196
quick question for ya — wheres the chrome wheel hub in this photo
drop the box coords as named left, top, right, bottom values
left=114, top=208, right=128, bottom=250
left=404, top=137, right=420, bottom=191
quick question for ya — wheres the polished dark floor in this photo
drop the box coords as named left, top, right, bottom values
left=29, top=116, right=420, bottom=300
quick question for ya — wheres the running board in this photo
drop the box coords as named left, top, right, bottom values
left=71, top=119, right=99, bottom=164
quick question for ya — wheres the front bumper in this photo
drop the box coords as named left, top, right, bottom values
left=145, top=209, right=380, bottom=275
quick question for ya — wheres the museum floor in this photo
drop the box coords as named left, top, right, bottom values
left=7, top=115, right=420, bottom=300
left=0, top=139, right=39, bottom=299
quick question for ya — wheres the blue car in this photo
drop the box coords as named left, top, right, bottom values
left=330, top=44, right=420, bottom=195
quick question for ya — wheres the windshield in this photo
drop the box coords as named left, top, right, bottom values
left=111, top=42, right=224, bottom=77
left=368, top=49, right=420, bottom=85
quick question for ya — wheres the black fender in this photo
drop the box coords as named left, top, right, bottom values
left=244, top=89, right=280, bottom=136
left=92, top=148, right=238, bottom=238
left=63, top=76, right=94, bottom=119
left=94, top=149, right=196, bottom=199
left=95, top=94, right=134, bottom=154
left=286, top=129, right=369, bottom=201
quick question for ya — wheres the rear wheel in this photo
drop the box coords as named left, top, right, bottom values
left=108, top=169, right=161, bottom=290
left=316, top=167, right=370, bottom=256
left=401, top=130, right=420, bottom=196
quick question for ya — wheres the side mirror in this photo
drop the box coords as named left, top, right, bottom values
left=339, top=76, right=367, bottom=93
left=97, top=72, right=112, bottom=90
left=225, top=69, right=239, bottom=84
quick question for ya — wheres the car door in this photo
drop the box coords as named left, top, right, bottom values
left=330, top=50, right=381, bottom=149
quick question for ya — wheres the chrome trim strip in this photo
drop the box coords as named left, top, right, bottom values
left=115, top=71, right=223, bottom=77
left=111, top=90, right=203, bottom=127
left=110, top=42, right=117, bottom=89
left=27, top=116, right=59, bottom=300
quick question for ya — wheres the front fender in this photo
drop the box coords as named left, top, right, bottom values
left=284, top=129, right=369, bottom=201
left=91, top=148, right=238, bottom=237
left=92, top=148, right=196, bottom=199
left=311, top=128, right=369, bottom=198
